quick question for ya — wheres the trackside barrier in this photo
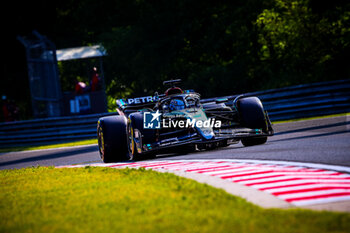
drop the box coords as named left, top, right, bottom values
left=0, top=113, right=116, bottom=148
left=0, top=79, right=349, bottom=148
left=202, top=79, right=350, bottom=121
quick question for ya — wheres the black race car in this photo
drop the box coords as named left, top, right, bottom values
left=97, top=79, right=273, bottom=162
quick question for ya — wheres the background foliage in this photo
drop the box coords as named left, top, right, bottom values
left=3, top=0, right=350, bottom=118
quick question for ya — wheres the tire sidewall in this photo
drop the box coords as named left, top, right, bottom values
left=238, top=97, right=268, bottom=146
left=97, top=116, right=128, bottom=162
left=238, top=96, right=267, bottom=131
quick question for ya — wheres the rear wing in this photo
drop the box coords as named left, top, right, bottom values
left=163, top=79, right=182, bottom=87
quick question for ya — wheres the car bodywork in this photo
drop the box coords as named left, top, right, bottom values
left=113, top=81, right=274, bottom=158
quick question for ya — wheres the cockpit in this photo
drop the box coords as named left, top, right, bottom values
left=160, top=95, right=201, bottom=112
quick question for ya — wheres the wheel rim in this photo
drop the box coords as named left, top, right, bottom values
left=127, top=123, right=135, bottom=160
left=98, top=126, right=105, bottom=160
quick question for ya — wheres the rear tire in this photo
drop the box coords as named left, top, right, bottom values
left=238, top=97, right=268, bottom=147
left=97, top=116, right=129, bottom=162
left=241, top=137, right=267, bottom=146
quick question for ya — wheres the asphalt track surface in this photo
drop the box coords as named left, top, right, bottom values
left=0, top=115, right=349, bottom=170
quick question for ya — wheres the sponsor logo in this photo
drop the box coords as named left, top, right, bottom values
left=127, top=96, right=157, bottom=105
left=143, top=111, right=221, bottom=129
left=143, top=110, right=161, bottom=129
left=162, top=118, right=221, bottom=128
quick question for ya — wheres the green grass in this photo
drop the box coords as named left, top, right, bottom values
left=0, top=139, right=97, bottom=153
left=0, top=167, right=349, bottom=233
left=272, top=112, right=350, bottom=124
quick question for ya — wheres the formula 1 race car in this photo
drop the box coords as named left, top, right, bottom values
left=97, top=79, right=274, bottom=162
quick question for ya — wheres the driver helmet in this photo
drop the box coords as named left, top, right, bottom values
left=169, top=99, right=185, bottom=111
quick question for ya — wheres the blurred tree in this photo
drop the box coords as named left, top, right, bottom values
left=2, top=0, right=349, bottom=120
left=255, top=0, right=350, bottom=88
left=99, top=0, right=276, bottom=97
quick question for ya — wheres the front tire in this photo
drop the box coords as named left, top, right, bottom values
left=238, top=97, right=268, bottom=147
left=127, top=112, right=157, bottom=160
left=97, top=116, right=129, bottom=162
left=127, top=121, right=141, bottom=160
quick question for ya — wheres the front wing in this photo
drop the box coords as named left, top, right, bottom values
left=140, top=127, right=273, bottom=153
